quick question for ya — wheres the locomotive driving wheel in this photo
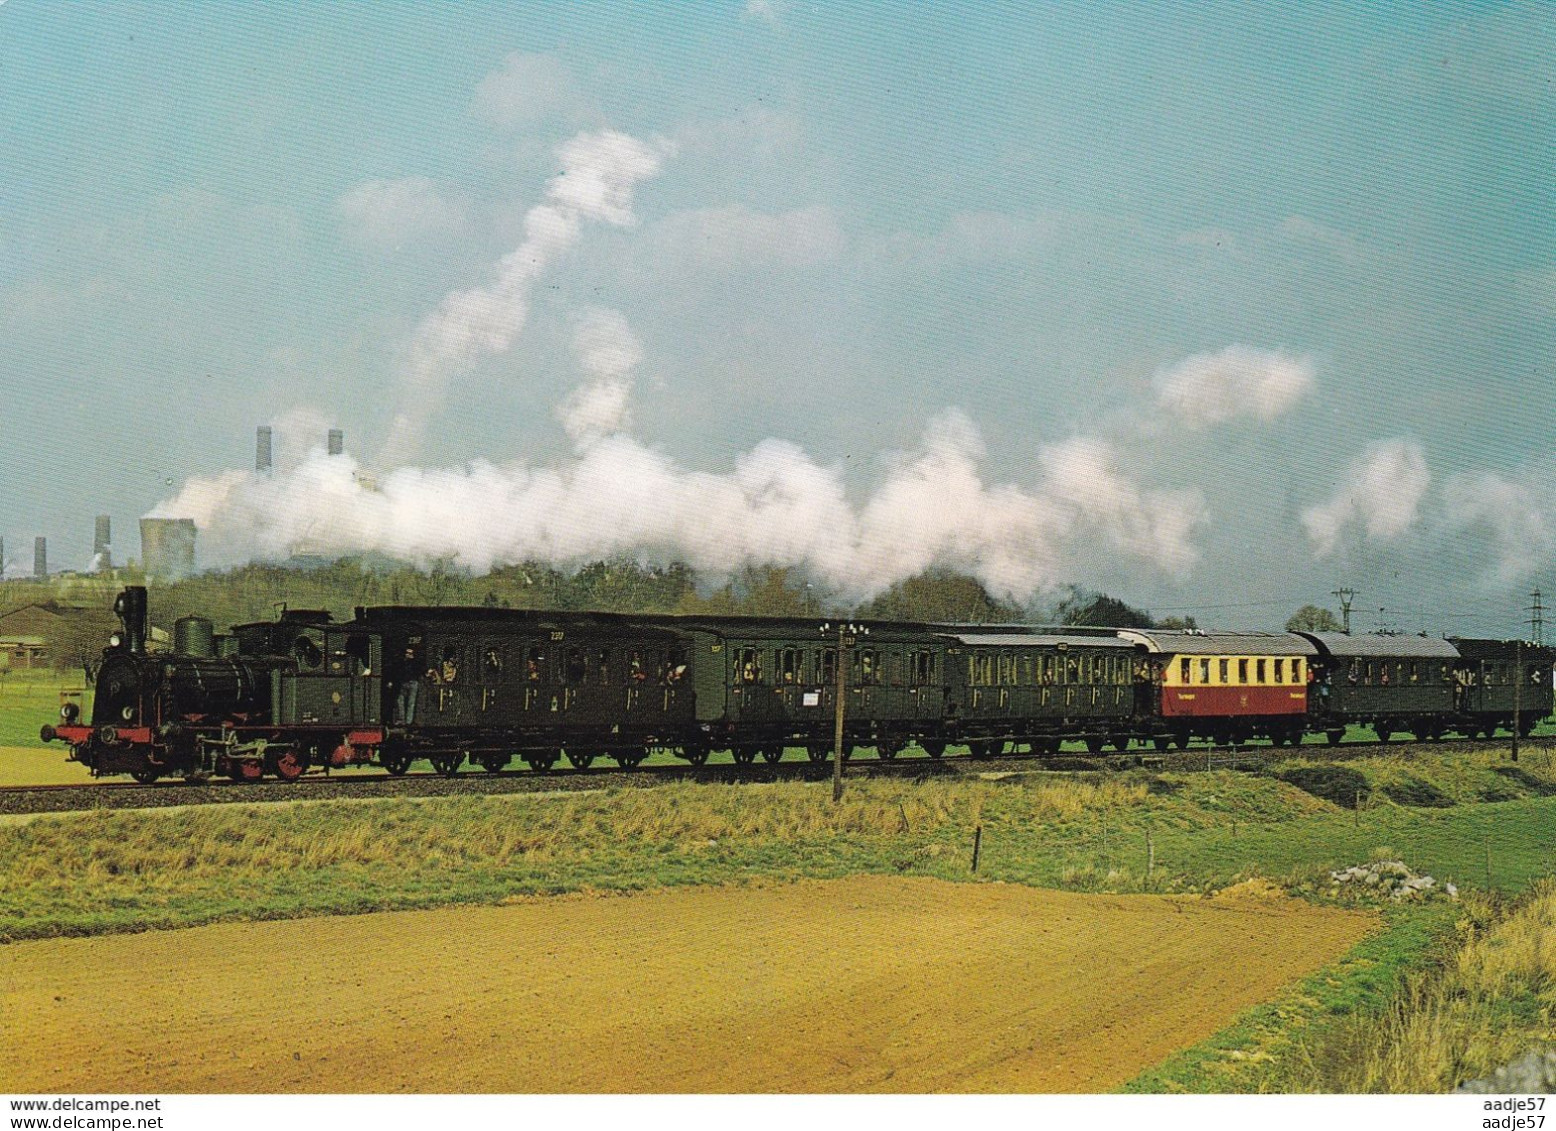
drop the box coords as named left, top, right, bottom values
left=269, top=747, right=307, bottom=782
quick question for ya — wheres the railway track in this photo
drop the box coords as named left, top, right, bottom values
left=3, top=733, right=1547, bottom=817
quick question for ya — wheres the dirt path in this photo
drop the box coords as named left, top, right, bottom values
left=0, top=876, right=1374, bottom=1093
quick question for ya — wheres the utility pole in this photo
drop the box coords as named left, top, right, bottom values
left=822, top=620, right=866, bottom=802
left=1529, top=590, right=1544, bottom=647
left=1333, top=588, right=1358, bottom=635
left=1512, top=637, right=1522, bottom=763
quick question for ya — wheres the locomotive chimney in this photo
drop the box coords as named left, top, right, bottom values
left=33, top=536, right=46, bottom=579
left=113, top=586, right=148, bottom=654
left=327, top=428, right=343, bottom=456
left=256, top=425, right=273, bottom=474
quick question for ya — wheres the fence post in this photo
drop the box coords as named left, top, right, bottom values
left=971, top=824, right=982, bottom=874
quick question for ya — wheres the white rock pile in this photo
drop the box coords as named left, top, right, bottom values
left=1456, top=1048, right=1556, bottom=1093
left=1328, top=860, right=1457, bottom=900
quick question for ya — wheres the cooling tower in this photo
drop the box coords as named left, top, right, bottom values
left=139, top=518, right=197, bottom=582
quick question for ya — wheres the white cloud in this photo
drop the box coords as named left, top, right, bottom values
left=742, top=0, right=782, bottom=27
left=1154, top=346, right=1315, bottom=428
left=470, top=52, right=593, bottom=130
left=336, top=177, right=467, bottom=247
left=652, top=204, right=845, bottom=269
left=1441, top=464, right=1556, bottom=586
left=1302, top=438, right=1430, bottom=557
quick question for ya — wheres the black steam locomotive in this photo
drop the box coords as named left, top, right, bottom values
left=39, top=587, right=1555, bottom=782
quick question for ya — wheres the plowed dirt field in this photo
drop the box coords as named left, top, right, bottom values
left=0, top=876, right=1375, bottom=1092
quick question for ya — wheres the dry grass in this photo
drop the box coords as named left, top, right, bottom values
left=1280, top=880, right=1556, bottom=1092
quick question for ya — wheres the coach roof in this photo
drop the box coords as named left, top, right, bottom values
left=1115, top=630, right=1316, bottom=656
left=1298, top=632, right=1460, bottom=659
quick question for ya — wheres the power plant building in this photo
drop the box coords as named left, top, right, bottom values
left=33, top=537, right=46, bottom=579
left=140, top=518, right=197, bottom=582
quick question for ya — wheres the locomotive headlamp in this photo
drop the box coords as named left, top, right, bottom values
left=108, top=633, right=123, bottom=648
left=58, top=702, right=79, bottom=723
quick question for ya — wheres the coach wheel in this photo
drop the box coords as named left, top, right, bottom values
left=1326, top=729, right=1344, bottom=747
left=1174, top=731, right=1191, bottom=750
left=1153, top=735, right=1170, bottom=752
left=615, top=749, right=645, bottom=769
left=731, top=747, right=757, bottom=766
left=478, top=755, right=510, bottom=774
left=431, top=753, right=465, bottom=778
left=757, top=745, right=782, bottom=764
left=877, top=742, right=900, bottom=761
left=683, top=745, right=709, bottom=767
left=271, top=747, right=307, bottom=782
left=919, top=740, right=946, bottom=760
left=565, top=751, right=595, bottom=770
left=1111, top=735, right=1131, bottom=752
left=382, top=752, right=413, bottom=776
left=1084, top=735, right=1106, bottom=755
left=524, top=752, right=558, bottom=772
left=130, top=768, right=160, bottom=785
left=806, top=744, right=829, bottom=764
left=1374, top=724, right=1392, bottom=744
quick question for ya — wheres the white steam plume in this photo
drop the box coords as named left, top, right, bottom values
left=379, top=130, right=666, bottom=466
left=1301, top=437, right=1430, bottom=557
left=557, top=308, right=642, bottom=449
left=148, top=406, right=1206, bottom=604
left=1154, top=346, right=1314, bottom=428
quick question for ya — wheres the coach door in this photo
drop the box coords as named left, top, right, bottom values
left=908, top=649, right=940, bottom=720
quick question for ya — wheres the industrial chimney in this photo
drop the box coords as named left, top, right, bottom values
left=33, top=536, right=46, bottom=579
left=327, top=428, right=343, bottom=456
left=94, top=515, right=112, bottom=571
left=256, top=425, right=273, bottom=474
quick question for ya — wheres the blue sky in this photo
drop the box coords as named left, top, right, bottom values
left=2, top=2, right=1552, bottom=633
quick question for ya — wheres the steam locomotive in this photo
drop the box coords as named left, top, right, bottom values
left=38, top=587, right=1556, bottom=782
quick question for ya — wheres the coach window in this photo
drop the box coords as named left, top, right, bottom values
left=526, top=647, right=546, bottom=682
left=664, top=647, right=688, bottom=684
left=1217, top=658, right=1228, bottom=684
left=858, top=649, right=880, bottom=685
left=1179, top=657, right=1191, bottom=684
left=1237, top=659, right=1248, bottom=683
left=738, top=648, right=762, bottom=684
left=1255, top=659, right=1266, bottom=684
left=1198, top=658, right=1211, bottom=685
left=1273, top=659, right=1284, bottom=684
left=562, top=647, right=587, bottom=686
left=483, top=645, right=507, bottom=681
left=819, top=648, right=837, bottom=685
left=778, top=648, right=800, bottom=684
left=595, top=649, right=612, bottom=686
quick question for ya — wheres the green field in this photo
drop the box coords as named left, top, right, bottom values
left=4, top=693, right=1553, bottom=1092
